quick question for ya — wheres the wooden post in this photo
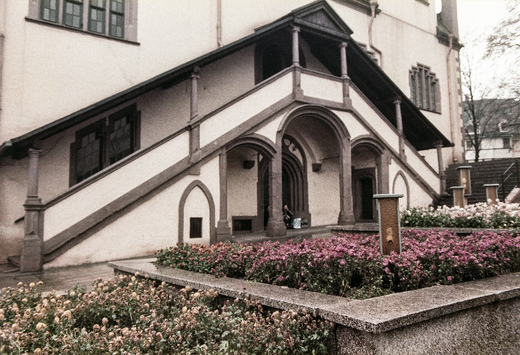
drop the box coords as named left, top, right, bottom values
left=457, top=166, right=472, bottom=196
left=451, top=186, right=465, bottom=208
left=374, top=194, right=403, bottom=255
left=484, top=184, right=500, bottom=205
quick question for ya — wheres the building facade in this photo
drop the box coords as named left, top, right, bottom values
left=0, top=0, right=464, bottom=270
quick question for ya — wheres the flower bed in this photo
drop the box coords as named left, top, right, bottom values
left=401, top=202, right=520, bottom=229
left=156, top=230, right=520, bottom=299
left=0, top=275, right=333, bottom=354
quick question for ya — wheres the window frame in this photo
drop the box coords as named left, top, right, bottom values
left=409, top=64, right=441, bottom=113
left=27, top=0, right=137, bottom=43
left=189, top=217, right=203, bottom=239
left=69, top=104, right=140, bottom=186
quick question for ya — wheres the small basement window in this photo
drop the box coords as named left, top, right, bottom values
left=232, top=218, right=253, bottom=233
left=189, top=217, right=203, bottom=239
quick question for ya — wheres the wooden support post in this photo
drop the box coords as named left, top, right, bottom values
left=374, top=194, right=403, bottom=255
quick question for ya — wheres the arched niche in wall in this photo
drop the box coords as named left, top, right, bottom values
left=392, top=171, right=410, bottom=210
left=178, top=180, right=216, bottom=245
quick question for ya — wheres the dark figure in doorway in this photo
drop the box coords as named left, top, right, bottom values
left=283, top=205, right=293, bottom=229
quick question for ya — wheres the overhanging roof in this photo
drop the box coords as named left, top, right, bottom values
left=2, top=0, right=451, bottom=157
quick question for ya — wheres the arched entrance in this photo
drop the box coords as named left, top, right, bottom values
left=260, top=135, right=309, bottom=228
left=351, top=139, right=385, bottom=222
left=276, top=105, right=352, bottom=227
left=223, top=135, right=278, bottom=236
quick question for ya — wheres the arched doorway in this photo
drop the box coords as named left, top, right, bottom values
left=260, top=135, right=309, bottom=228
left=276, top=105, right=352, bottom=227
left=351, top=142, right=384, bottom=222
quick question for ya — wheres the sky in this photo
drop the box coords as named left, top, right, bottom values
left=455, top=0, right=514, bottom=97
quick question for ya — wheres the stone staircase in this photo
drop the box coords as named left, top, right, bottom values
left=440, top=158, right=520, bottom=206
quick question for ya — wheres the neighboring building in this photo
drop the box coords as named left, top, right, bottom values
left=464, top=99, right=520, bottom=162
left=0, top=0, right=464, bottom=271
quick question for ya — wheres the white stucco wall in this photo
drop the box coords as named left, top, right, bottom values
left=43, top=131, right=190, bottom=240
left=389, top=159, right=433, bottom=208
left=46, top=155, right=220, bottom=268
left=227, top=148, right=259, bottom=220
left=307, top=158, right=340, bottom=225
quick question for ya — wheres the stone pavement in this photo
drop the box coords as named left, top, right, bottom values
left=0, top=261, right=116, bottom=294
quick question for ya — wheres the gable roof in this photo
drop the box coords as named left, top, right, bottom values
left=1, top=0, right=451, bottom=157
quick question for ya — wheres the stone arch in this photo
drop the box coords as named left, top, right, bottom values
left=392, top=171, right=410, bottom=209
left=351, top=135, right=389, bottom=221
left=225, top=134, right=278, bottom=233
left=277, top=105, right=350, bottom=146
left=277, top=104, right=354, bottom=225
left=178, top=180, right=216, bottom=244
left=226, top=134, right=277, bottom=158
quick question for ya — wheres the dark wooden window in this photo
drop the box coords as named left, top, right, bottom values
left=190, top=218, right=203, bottom=239
left=63, top=0, right=83, bottom=28
left=70, top=104, right=140, bottom=185
left=75, top=123, right=103, bottom=183
left=108, top=109, right=133, bottom=164
left=232, top=218, right=253, bottom=233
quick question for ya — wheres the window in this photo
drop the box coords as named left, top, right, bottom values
left=190, top=218, right=203, bottom=239
left=503, top=137, right=511, bottom=149
left=109, top=0, right=125, bottom=37
left=63, top=0, right=83, bottom=28
left=409, top=64, right=441, bottom=113
left=41, top=0, right=59, bottom=22
left=70, top=104, right=140, bottom=185
left=28, top=0, right=137, bottom=42
left=466, top=140, right=474, bottom=150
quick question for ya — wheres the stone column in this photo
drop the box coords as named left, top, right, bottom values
left=340, top=42, right=351, bottom=106
left=21, top=148, right=44, bottom=273
left=338, top=141, right=355, bottom=224
left=189, top=68, right=202, bottom=164
left=374, top=194, right=403, bottom=255
left=434, top=141, right=447, bottom=195
left=292, top=26, right=302, bottom=99
left=216, top=150, right=232, bottom=241
left=266, top=150, right=286, bottom=237
left=394, top=98, right=406, bottom=160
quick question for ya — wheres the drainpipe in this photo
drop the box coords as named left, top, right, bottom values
left=446, top=33, right=458, bottom=163
left=0, top=0, right=6, bottom=132
left=368, top=0, right=383, bottom=67
left=217, top=0, right=223, bottom=47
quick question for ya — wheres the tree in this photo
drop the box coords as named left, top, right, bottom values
left=485, top=0, right=520, bottom=98
left=461, top=0, right=520, bottom=162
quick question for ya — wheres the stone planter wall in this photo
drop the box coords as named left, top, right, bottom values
left=109, top=258, right=520, bottom=355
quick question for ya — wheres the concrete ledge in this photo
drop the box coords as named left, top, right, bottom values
left=109, top=258, right=520, bottom=334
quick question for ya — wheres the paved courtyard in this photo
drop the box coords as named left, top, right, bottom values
left=0, top=261, right=116, bottom=294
